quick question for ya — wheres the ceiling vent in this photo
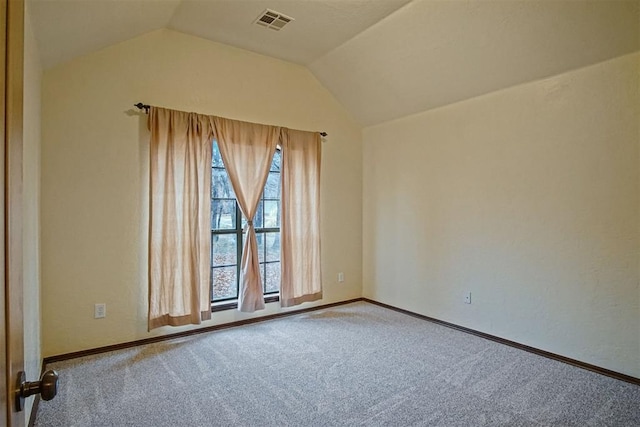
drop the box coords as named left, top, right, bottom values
left=254, top=9, right=294, bottom=31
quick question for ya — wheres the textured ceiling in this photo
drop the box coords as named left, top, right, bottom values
left=29, top=0, right=410, bottom=69
left=168, top=0, right=411, bottom=65
left=310, top=0, right=640, bottom=125
left=29, top=0, right=182, bottom=69
left=29, top=0, right=640, bottom=127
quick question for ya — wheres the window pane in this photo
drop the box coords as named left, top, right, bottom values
left=265, top=262, right=280, bottom=293
left=212, top=168, right=235, bottom=199
left=264, top=200, right=279, bottom=228
left=256, top=232, right=265, bottom=263
left=253, top=201, right=264, bottom=229
left=211, top=200, right=236, bottom=230
left=212, top=266, right=237, bottom=300
left=265, top=232, right=280, bottom=262
left=212, top=142, right=224, bottom=167
left=212, top=234, right=237, bottom=266
left=264, top=172, right=280, bottom=199
left=270, top=150, right=281, bottom=172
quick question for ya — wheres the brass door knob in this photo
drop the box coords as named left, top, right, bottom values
left=16, top=370, right=59, bottom=411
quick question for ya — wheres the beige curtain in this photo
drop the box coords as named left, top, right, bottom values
left=148, top=107, right=212, bottom=330
left=211, top=117, right=279, bottom=312
left=280, top=129, right=322, bottom=307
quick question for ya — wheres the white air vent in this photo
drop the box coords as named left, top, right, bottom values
left=254, top=9, right=294, bottom=31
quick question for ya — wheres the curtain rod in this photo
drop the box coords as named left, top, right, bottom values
left=134, top=103, right=328, bottom=137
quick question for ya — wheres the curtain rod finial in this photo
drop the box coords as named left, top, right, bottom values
left=134, top=103, right=150, bottom=114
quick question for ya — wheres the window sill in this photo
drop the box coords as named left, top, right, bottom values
left=211, top=295, right=280, bottom=312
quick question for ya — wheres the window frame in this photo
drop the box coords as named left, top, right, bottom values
left=210, top=145, right=282, bottom=310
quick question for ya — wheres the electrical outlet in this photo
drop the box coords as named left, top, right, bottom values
left=464, top=292, right=471, bottom=304
left=338, top=272, right=345, bottom=283
left=94, top=303, right=106, bottom=319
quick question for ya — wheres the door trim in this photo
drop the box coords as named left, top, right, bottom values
left=4, top=0, right=25, bottom=425
left=0, top=0, right=8, bottom=420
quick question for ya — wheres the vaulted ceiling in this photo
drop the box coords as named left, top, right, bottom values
left=29, top=0, right=640, bottom=126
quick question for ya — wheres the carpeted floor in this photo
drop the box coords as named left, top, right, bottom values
left=35, top=302, right=640, bottom=426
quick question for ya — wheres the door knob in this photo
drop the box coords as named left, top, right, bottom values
left=16, top=370, right=59, bottom=411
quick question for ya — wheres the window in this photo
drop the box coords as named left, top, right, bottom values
left=148, top=109, right=321, bottom=327
left=211, top=142, right=281, bottom=304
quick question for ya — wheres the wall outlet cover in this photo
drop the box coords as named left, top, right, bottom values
left=94, top=303, right=106, bottom=318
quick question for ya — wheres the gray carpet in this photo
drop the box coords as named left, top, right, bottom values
left=35, top=302, right=640, bottom=426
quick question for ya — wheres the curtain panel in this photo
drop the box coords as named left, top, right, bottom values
left=280, top=129, right=323, bottom=307
left=147, top=105, right=323, bottom=329
left=148, top=107, right=213, bottom=330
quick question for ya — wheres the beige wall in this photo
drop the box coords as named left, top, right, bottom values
left=363, top=53, right=640, bottom=377
left=41, top=29, right=362, bottom=357
left=23, top=4, right=42, bottom=422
